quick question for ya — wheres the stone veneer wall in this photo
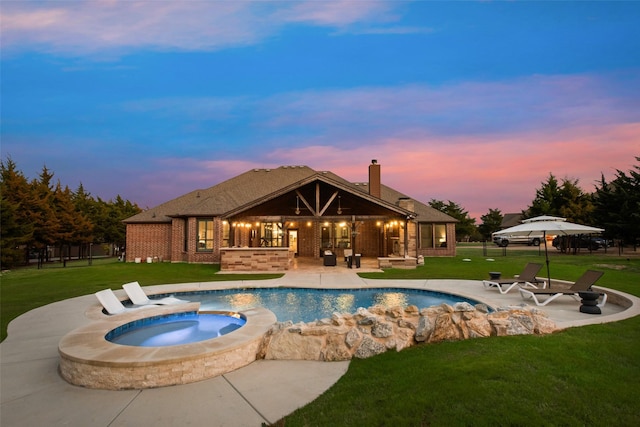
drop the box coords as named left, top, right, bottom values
left=257, top=303, right=557, bottom=361
left=58, top=306, right=277, bottom=390
left=220, top=248, right=291, bottom=271
left=59, top=335, right=262, bottom=390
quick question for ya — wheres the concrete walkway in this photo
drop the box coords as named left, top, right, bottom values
left=2, top=270, right=639, bottom=426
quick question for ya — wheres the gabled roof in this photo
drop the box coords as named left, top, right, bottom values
left=124, top=165, right=456, bottom=223
left=501, top=213, right=524, bottom=228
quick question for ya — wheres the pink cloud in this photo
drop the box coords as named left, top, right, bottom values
left=275, top=0, right=394, bottom=27
left=1, top=0, right=399, bottom=55
left=86, top=120, right=636, bottom=220
left=246, top=123, right=638, bottom=221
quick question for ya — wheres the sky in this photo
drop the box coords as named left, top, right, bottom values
left=2, top=1, right=639, bottom=221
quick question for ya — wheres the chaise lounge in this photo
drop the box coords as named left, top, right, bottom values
left=483, top=262, right=546, bottom=294
left=95, top=289, right=155, bottom=315
left=122, top=281, right=188, bottom=306
left=519, top=270, right=607, bottom=307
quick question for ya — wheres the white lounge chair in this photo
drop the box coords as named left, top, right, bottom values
left=122, top=281, right=188, bottom=306
left=95, top=289, right=154, bottom=315
left=483, top=263, right=546, bottom=294
left=519, top=270, right=607, bottom=307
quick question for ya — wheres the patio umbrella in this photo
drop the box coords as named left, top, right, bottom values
left=492, top=215, right=604, bottom=287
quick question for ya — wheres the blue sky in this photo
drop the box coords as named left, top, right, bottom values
left=2, top=1, right=639, bottom=220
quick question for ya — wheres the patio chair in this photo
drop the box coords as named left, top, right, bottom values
left=519, top=270, right=606, bottom=307
left=482, top=263, right=546, bottom=294
left=95, top=289, right=155, bottom=315
left=122, top=281, right=188, bottom=306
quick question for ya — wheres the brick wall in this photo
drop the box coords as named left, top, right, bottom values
left=170, top=218, right=187, bottom=262
left=126, top=217, right=456, bottom=264
left=125, top=223, right=172, bottom=262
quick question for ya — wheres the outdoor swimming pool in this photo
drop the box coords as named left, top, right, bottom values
left=173, top=287, right=482, bottom=323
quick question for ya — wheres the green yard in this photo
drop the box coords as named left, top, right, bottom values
left=1, top=248, right=639, bottom=426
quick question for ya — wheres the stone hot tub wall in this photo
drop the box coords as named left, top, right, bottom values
left=257, top=303, right=557, bottom=361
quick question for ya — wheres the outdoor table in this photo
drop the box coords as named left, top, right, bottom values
left=578, top=291, right=601, bottom=314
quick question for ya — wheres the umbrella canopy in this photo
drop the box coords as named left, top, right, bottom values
left=493, top=215, right=604, bottom=287
left=493, top=215, right=604, bottom=237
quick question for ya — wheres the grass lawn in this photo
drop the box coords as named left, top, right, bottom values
left=0, top=257, right=280, bottom=341
left=280, top=247, right=640, bottom=426
left=1, top=248, right=639, bottom=426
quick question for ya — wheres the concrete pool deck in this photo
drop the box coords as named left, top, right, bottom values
left=2, top=268, right=639, bottom=426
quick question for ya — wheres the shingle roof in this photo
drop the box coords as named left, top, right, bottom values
left=501, top=213, right=524, bottom=228
left=124, top=165, right=456, bottom=223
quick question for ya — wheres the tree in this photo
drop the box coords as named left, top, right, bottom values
left=53, top=182, right=94, bottom=263
left=478, top=209, right=503, bottom=239
left=1, top=158, right=41, bottom=266
left=524, top=173, right=594, bottom=224
left=1, top=158, right=34, bottom=268
left=429, top=199, right=476, bottom=241
left=1, top=156, right=141, bottom=266
left=29, top=166, right=60, bottom=261
left=593, top=157, right=640, bottom=245
left=93, top=195, right=141, bottom=249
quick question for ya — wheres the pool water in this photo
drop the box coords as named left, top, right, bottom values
left=180, top=288, right=480, bottom=323
left=107, top=312, right=246, bottom=347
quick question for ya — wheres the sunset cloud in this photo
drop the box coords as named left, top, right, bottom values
left=1, top=0, right=400, bottom=56
left=3, top=1, right=638, bottom=222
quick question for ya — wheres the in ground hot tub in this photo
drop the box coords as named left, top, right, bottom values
left=106, top=311, right=246, bottom=347
left=58, top=303, right=276, bottom=390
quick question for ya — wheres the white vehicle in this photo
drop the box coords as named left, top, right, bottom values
left=492, top=233, right=543, bottom=247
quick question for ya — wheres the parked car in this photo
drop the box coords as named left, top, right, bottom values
left=492, top=234, right=543, bottom=247
left=552, top=235, right=611, bottom=251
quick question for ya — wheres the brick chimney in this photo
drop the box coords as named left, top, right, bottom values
left=369, top=160, right=381, bottom=198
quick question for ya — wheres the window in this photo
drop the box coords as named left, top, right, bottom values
left=321, top=221, right=351, bottom=249
left=420, top=223, right=433, bottom=248
left=435, top=224, right=447, bottom=247
left=261, top=222, right=283, bottom=247
left=197, top=219, right=214, bottom=252
left=420, top=223, right=448, bottom=248
left=335, top=222, right=351, bottom=248
left=221, top=221, right=230, bottom=248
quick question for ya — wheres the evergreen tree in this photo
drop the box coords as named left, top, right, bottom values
left=593, top=157, right=640, bottom=245
left=524, top=174, right=594, bottom=224
left=478, top=209, right=503, bottom=239
left=29, top=166, right=60, bottom=262
left=53, top=182, right=94, bottom=263
left=1, top=156, right=141, bottom=266
left=1, top=158, right=34, bottom=267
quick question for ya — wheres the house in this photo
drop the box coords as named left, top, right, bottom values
left=124, top=161, right=457, bottom=270
left=500, top=213, right=524, bottom=229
